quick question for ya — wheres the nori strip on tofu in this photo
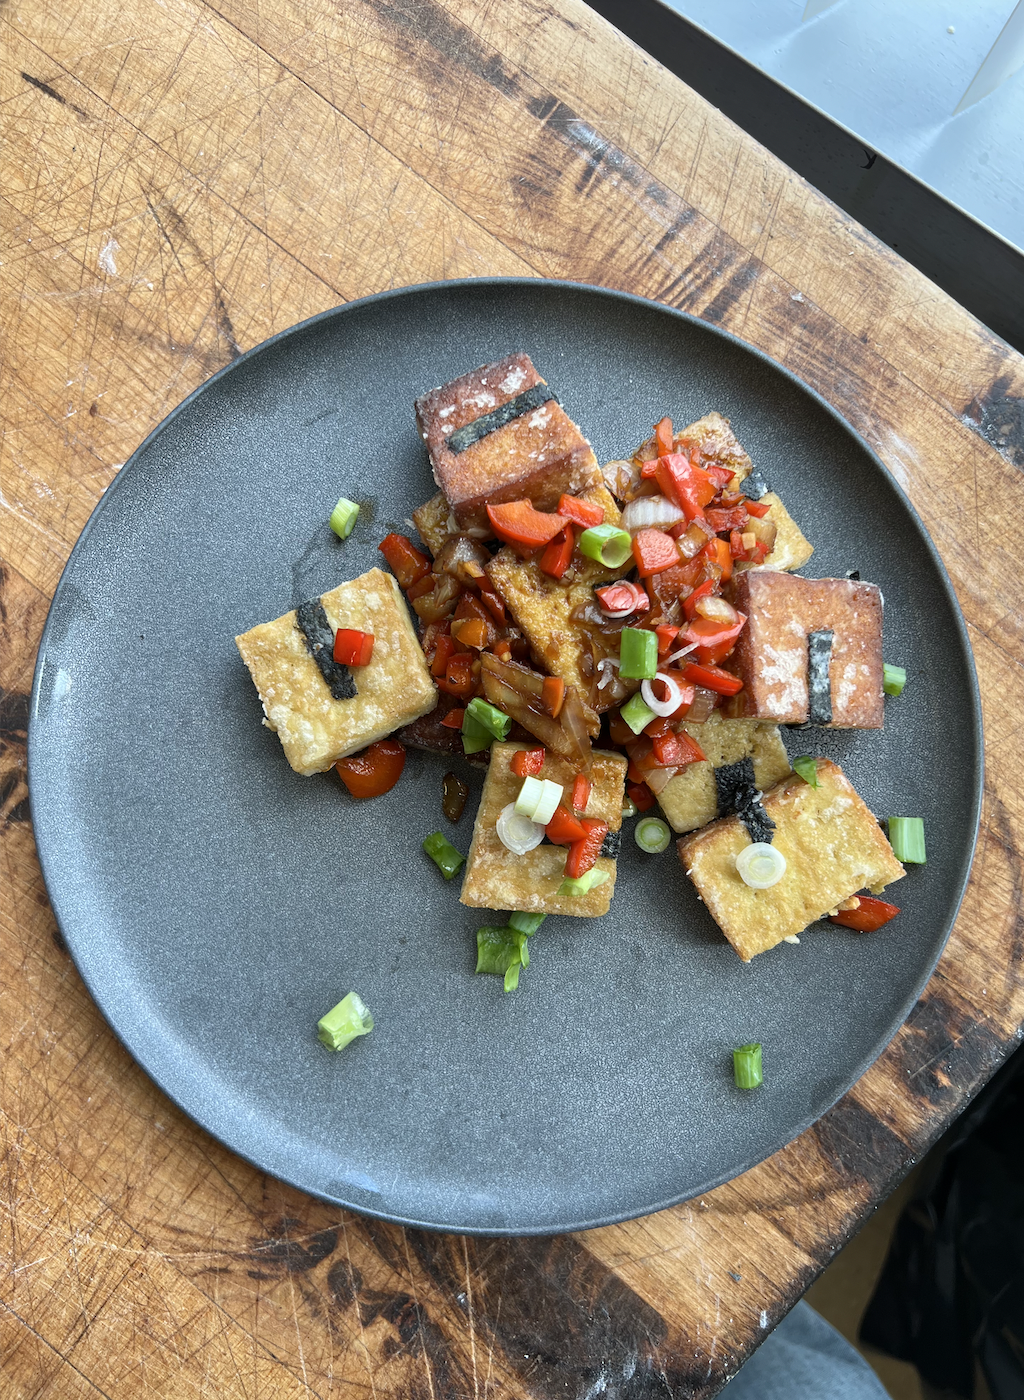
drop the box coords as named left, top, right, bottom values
left=739, top=470, right=769, bottom=500
left=295, top=599, right=357, bottom=701
left=446, top=384, right=560, bottom=454
left=715, top=757, right=777, bottom=844
left=599, top=829, right=621, bottom=859
left=807, top=628, right=834, bottom=725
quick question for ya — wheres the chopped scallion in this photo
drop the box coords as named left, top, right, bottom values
left=792, top=755, right=820, bottom=788
left=557, top=868, right=610, bottom=898
left=329, top=497, right=359, bottom=539
left=635, top=816, right=671, bottom=853
left=621, top=796, right=638, bottom=819
left=465, top=696, right=512, bottom=742
left=513, top=777, right=563, bottom=826
left=475, top=926, right=530, bottom=992
left=883, top=663, right=907, bottom=697
left=887, top=816, right=926, bottom=864
left=619, top=626, right=658, bottom=680
left=423, top=830, right=466, bottom=879
left=317, top=991, right=373, bottom=1051
left=509, top=911, right=546, bottom=935
left=733, top=1042, right=762, bottom=1089
left=578, top=523, right=633, bottom=569
left=621, top=690, right=656, bottom=734
left=461, top=710, right=493, bottom=755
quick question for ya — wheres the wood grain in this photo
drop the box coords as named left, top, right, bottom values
left=4, top=0, right=1024, bottom=1394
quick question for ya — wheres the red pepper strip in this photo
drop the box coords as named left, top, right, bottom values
left=704, top=463, right=736, bottom=488
left=333, top=628, right=375, bottom=667
left=683, top=613, right=747, bottom=667
left=654, top=416, right=674, bottom=457
left=627, top=781, right=656, bottom=812
left=431, top=634, right=456, bottom=677
left=656, top=624, right=680, bottom=656
left=656, top=454, right=717, bottom=520
left=440, top=708, right=465, bottom=729
left=452, top=617, right=488, bottom=650
left=439, top=652, right=476, bottom=699
left=540, top=525, right=574, bottom=580
left=828, top=896, right=901, bottom=932
left=703, top=536, right=733, bottom=582
left=644, top=715, right=673, bottom=738
left=557, top=493, right=605, bottom=529
left=744, top=498, right=772, bottom=518
left=478, top=584, right=507, bottom=625
left=652, top=729, right=706, bottom=767
left=571, top=774, right=592, bottom=814
left=486, top=499, right=567, bottom=549
left=681, top=662, right=744, bottom=696
left=681, top=577, right=719, bottom=621
left=640, top=458, right=660, bottom=479
left=379, top=533, right=431, bottom=589
left=706, top=506, right=750, bottom=534
left=564, top=818, right=609, bottom=879
left=335, top=739, right=406, bottom=799
left=511, top=746, right=545, bottom=777
left=596, top=582, right=649, bottom=615
left=406, top=573, right=437, bottom=602
left=546, top=804, right=588, bottom=846
left=632, top=529, right=681, bottom=578
left=542, top=675, right=565, bottom=719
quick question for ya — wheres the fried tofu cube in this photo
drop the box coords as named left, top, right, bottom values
left=656, top=714, right=792, bottom=834
left=724, top=572, right=884, bottom=728
left=678, top=759, right=905, bottom=960
left=415, top=354, right=602, bottom=532
left=411, top=491, right=460, bottom=557
left=235, top=568, right=436, bottom=776
left=460, top=742, right=628, bottom=918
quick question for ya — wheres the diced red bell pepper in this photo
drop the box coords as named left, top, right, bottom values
left=333, top=628, right=375, bottom=667
left=452, top=617, right=488, bottom=650
left=651, top=729, right=706, bottom=768
left=540, top=525, right=574, bottom=580
left=478, top=584, right=507, bottom=625
left=511, top=746, right=545, bottom=777
left=656, top=454, right=717, bottom=520
left=438, top=652, right=476, bottom=699
left=683, top=612, right=747, bottom=666
left=557, top=493, right=605, bottom=529
left=492, top=638, right=513, bottom=662
left=546, top=804, right=589, bottom=846
left=703, top=463, right=736, bottom=488
left=682, top=577, right=719, bottom=621
left=571, top=774, right=592, bottom=814
left=595, top=582, right=649, bottom=615
left=542, top=676, right=565, bottom=718
left=486, top=500, right=567, bottom=549
left=440, top=708, right=465, bottom=729
left=655, top=624, right=680, bottom=656
left=654, top=416, right=674, bottom=457
left=431, top=634, right=456, bottom=677
left=646, top=557, right=710, bottom=611
left=564, top=817, right=609, bottom=879
left=379, top=533, right=431, bottom=589
left=706, top=506, right=750, bottom=534
left=703, top=536, right=733, bottom=582
left=828, top=897, right=901, bottom=932
left=730, top=529, right=767, bottom=563
left=633, top=529, right=681, bottom=578
left=406, top=573, right=438, bottom=602
left=681, top=662, right=744, bottom=696
left=335, top=739, right=406, bottom=798
left=744, top=498, right=772, bottom=518
left=643, top=714, right=673, bottom=738
left=626, top=781, right=656, bottom=812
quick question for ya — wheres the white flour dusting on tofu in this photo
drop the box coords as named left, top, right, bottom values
left=500, top=366, right=527, bottom=394
left=528, top=408, right=551, bottom=430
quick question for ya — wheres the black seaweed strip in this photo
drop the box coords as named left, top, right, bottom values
left=807, top=629, right=835, bottom=725
left=446, top=385, right=560, bottom=454
left=740, top=804, right=776, bottom=844
left=600, top=829, right=622, bottom=859
left=295, top=599, right=357, bottom=701
left=715, top=756, right=776, bottom=844
left=739, top=471, right=769, bottom=500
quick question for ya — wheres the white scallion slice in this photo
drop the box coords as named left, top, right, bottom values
left=735, top=843, right=787, bottom=889
left=329, top=497, right=359, bottom=539
left=557, top=868, right=610, bottom=897
left=641, top=672, right=685, bottom=718
left=530, top=779, right=564, bottom=827
left=514, top=775, right=546, bottom=818
left=496, top=803, right=546, bottom=855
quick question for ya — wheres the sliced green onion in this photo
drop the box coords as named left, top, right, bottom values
left=792, top=755, right=820, bottom=788
left=465, top=696, right=511, bottom=742
left=514, top=776, right=563, bottom=826
left=475, top=926, right=530, bottom=993
left=733, top=1042, right=762, bottom=1089
left=317, top=991, right=373, bottom=1050
left=514, top=775, right=546, bottom=818
left=495, top=803, right=545, bottom=854
left=621, top=690, right=656, bottom=734
left=619, top=626, right=658, bottom=680
left=887, top=816, right=926, bottom=864
left=883, top=664, right=907, bottom=697
left=736, top=842, right=787, bottom=888
left=423, top=830, right=466, bottom=879
left=329, top=497, right=359, bottom=539
left=509, top=911, right=546, bottom=935
left=621, top=796, right=638, bottom=819
left=557, top=868, right=610, bottom=898
left=635, top=816, right=671, bottom=853
left=578, top=523, right=633, bottom=569
left=461, top=710, right=493, bottom=755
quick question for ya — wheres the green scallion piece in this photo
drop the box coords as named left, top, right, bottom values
left=887, top=816, right=926, bottom=864
left=423, top=830, right=466, bottom=879
left=461, top=710, right=493, bottom=755
left=733, top=1042, right=762, bottom=1090
left=329, top=497, right=359, bottom=539
left=557, top=868, right=610, bottom=898
left=635, top=816, right=671, bottom=853
left=621, top=690, right=656, bottom=734
left=578, top=523, right=633, bottom=569
left=509, top=911, right=546, bottom=936
left=621, top=796, right=638, bottom=819
left=883, top=664, right=907, bottom=697
left=619, top=626, right=658, bottom=680
left=465, top=696, right=512, bottom=742
left=475, top=926, right=530, bottom=992
left=317, top=991, right=374, bottom=1051
left=792, top=755, right=820, bottom=788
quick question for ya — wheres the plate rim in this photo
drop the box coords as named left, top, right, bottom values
left=27, top=276, right=985, bottom=1235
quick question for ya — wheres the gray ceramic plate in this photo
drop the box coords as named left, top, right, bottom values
left=29, top=280, right=982, bottom=1236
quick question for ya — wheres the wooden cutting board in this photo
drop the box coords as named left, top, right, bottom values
left=3, top=0, right=1023, bottom=1393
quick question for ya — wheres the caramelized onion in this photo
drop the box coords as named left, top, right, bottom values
left=479, top=654, right=592, bottom=770
left=694, top=595, right=739, bottom=625
left=643, top=765, right=679, bottom=795
left=685, top=686, right=720, bottom=723
left=676, top=520, right=714, bottom=559
left=621, top=495, right=685, bottom=534
left=433, top=534, right=491, bottom=582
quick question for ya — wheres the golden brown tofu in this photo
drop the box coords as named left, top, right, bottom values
left=415, top=354, right=602, bottom=532
left=484, top=487, right=622, bottom=728
left=411, top=491, right=461, bottom=556
left=235, top=569, right=436, bottom=776
left=656, top=715, right=792, bottom=834
left=739, top=492, right=814, bottom=573
left=460, top=742, right=627, bottom=918
left=678, top=759, right=905, bottom=960
left=724, top=572, right=884, bottom=728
